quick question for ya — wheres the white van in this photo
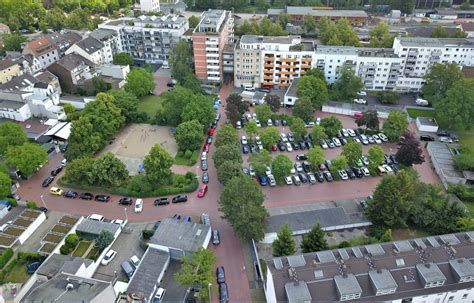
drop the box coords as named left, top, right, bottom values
left=415, top=98, right=429, bottom=106
left=243, top=85, right=255, bottom=92
left=89, top=214, right=104, bottom=222
left=134, top=199, right=143, bottom=213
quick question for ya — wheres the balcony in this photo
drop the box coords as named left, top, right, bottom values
left=264, top=70, right=274, bottom=74
left=264, top=64, right=274, bottom=68
left=280, top=58, right=296, bottom=63
left=264, top=76, right=274, bottom=80
left=301, top=58, right=312, bottom=63
left=262, top=82, right=274, bottom=86
left=279, top=77, right=291, bottom=81
left=301, top=64, right=311, bottom=69
left=264, top=57, right=275, bottom=62
left=280, top=65, right=295, bottom=69
left=280, top=71, right=294, bottom=75
left=277, top=83, right=289, bottom=87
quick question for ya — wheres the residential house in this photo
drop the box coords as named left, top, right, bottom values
left=65, top=36, right=111, bottom=65
left=22, top=36, right=60, bottom=69
left=97, top=64, right=130, bottom=89
left=0, top=74, right=39, bottom=92
left=0, top=59, right=22, bottom=84
left=47, top=31, right=83, bottom=57
left=89, top=29, right=122, bottom=62
left=47, top=53, right=95, bottom=93
left=461, top=22, right=474, bottom=38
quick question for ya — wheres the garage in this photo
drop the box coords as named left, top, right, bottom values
left=416, top=117, right=439, bottom=133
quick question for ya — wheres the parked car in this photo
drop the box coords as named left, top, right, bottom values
left=352, top=167, right=363, bottom=178
left=258, top=175, right=267, bottom=186
left=130, top=255, right=140, bottom=268
left=302, top=161, right=311, bottom=173
left=296, top=154, right=307, bottom=161
left=338, top=170, right=349, bottom=180
left=284, top=176, right=293, bottom=185
left=95, top=195, right=111, bottom=202
left=373, top=134, right=382, bottom=144
left=267, top=118, right=273, bottom=126
left=307, top=172, right=317, bottom=184
left=119, top=197, right=133, bottom=205
left=172, top=195, right=188, bottom=203
left=49, top=187, right=64, bottom=196
left=216, top=266, right=226, bottom=283
left=197, top=184, right=208, bottom=198
left=154, top=197, right=170, bottom=206
left=439, top=137, right=453, bottom=143
left=420, top=135, right=435, bottom=141
left=153, top=288, right=166, bottom=303
left=268, top=175, right=277, bottom=187
left=362, top=167, right=371, bottom=177
left=219, top=282, right=229, bottom=303
left=323, top=171, right=333, bottom=182
left=415, top=98, right=429, bottom=106
left=134, top=199, right=143, bottom=213
left=212, top=229, right=220, bottom=245
left=292, top=175, right=301, bottom=185
left=51, top=166, right=63, bottom=176
left=63, top=191, right=78, bottom=199
left=346, top=169, right=356, bottom=179
left=278, top=142, right=286, bottom=151
left=298, top=173, right=308, bottom=183
left=320, top=140, right=328, bottom=149
left=241, top=136, right=248, bottom=145
left=26, top=261, right=42, bottom=274
left=80, top=192, right=94, bottom=200
left=202, top=171, right=209, bottom=184
left=315, top=172, right=324, bottom=183
left=59, top=144, right=68, bottom=153
left=121, top=261, right=135, bottom=279
left=42, top=176, right=54, bottom=188
left=378, top=133, right=388, bottom=142
left=201, top=159, right=208, bottom=171
left=294, top=162, right=303, bottom=173
left=326, top=139, right=335, bottom=148
left=354, top=98, right=366, bottom=104
left=101, top=250, right=117, bottom=265
left=285, top=142, right=293, bottom=152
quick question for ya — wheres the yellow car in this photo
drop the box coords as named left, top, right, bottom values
left=50, top=187, right=64, bottom=196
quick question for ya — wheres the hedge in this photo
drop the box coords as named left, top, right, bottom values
left=17, top=251, right=44, bottom=264
left=0, top=248, right=13, bottom=269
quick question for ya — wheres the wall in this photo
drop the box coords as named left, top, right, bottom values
left=0, top=104, right=31, bottom=122
left=416, top=118, right=439, bottom=133
left=264, top=265, right=277, bottom=303
left=322, top=102, right=391, bottom=119
left=17, top=211, right=46, bottom=244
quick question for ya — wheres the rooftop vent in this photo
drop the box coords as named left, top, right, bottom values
left=66, top=283, right=74, bottom=290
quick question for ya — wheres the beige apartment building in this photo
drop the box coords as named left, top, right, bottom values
left=0, top=59, right=22, bottom=84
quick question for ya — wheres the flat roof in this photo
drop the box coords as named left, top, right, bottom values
left=286, top=6, right=368, bottom=18
left=285, top=77, right=300, bottom=98
left=37, top=254, right=93, bottom=277
left=76, top=218, right=120, bottom=236
left=417, top=117, right=438, bottom=126
left=285, top=281, right=312, bottom=303
left=369, top=269, right=398, bottom=291
left=397, top=37, right=474, bottom=48
left=334, top=273, right=362, bottom=296
left=449, top=258, right=474, bottom=280
left=416, top=263, right=446, bottom=284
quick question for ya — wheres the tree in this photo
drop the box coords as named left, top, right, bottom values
left=91, top=153, right=128, bottom=186
left=254, top=104, right=273, bottom=125
left=66, top=116, right=105, bottom=160
left=215, top=124, right=239, bottom=148
left=188, top=15, right=200, bottom=28
left=181, top=73, right=202, bottom=93
left=174, top=248, right=216, bottom=301
left=331, top=66, right=363, bottom=101
left=356, top=110, right=379, bottom=131
left=434, top=79, right=474, bottom=130
left=245, top=120, right=258, bottom=138
left=297, top=76, right=328, bottom=109
left=143, top=144, right=174, bottom=185
left=272, top=223, right=296, bottom=256
left=226, top=93, right=248, bottom=126
left=292, top=97, right=314, bottom=122
left=342, top=140, right=362, bottom=166
left=248, top=150, right=272, bottom=176
left=181, top=95, right=214, bottom=128
left=94, top=230, right=114, bottom=252
left=0, top=172, right=12, bottom=197
left=219, top=176, right=269, bottom=241
left=431, top=25, right=449, bottom=38
left=107, top=89, right=139, bottom=122
left=331, top=155, right=347, bottom=171
left=63, top=103, right=76, bottom=118
left=303, top=14, right=317, bottom=32
left=304, top=69, right=326, bottom=82
left=382, top=111, right=408, bottom=142
left=311, top=125, right=328, bottom=145
left=265, top=94, right=281, bottom=113
left=82, top=93, right=125, bottom=139
left=0, top=121, right=27, bottom=155
left=277, top=13, right=290, bottom=28
left=367, top=145, right=385, bottom=172
left=396, top=131, right=425, bottom=167
left=335, top=18, right=360, bottom=46
left=1, top=34, right=27, bottom=52
left=124, top=68, right=155, bottom=98
left=320, top=116, right=343, bottom=137
left=63, top=157, right=95, bottom=185
left=307, top=147, right=325, bottom=169
left=5, top=143, right=47, bottom=177
left=300, top=223, right=328, bottom=253
left=175, top=120, right=204, bottom=151
left=168, top=40, right=194, bottom=84
left=290, top=118, right=306, bottom=140
left=91, top=76, right=111, bottom=94
left=113, top=52, right=133, bottom=66
left=422, top=62, right=464, bottom=101
left=217, top=160, right=243, bottom=185
left=272, top=155, right=293, bottom=185
left=260, top=127, right=280, bottom=151
left=213, top=144, right=242, bottom=169
left=158, top=86, right=194, bottom=126
left=369, top=21, right=395, bottom=48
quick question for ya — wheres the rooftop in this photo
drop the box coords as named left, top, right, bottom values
left=51, top=53, right=94, bottom=71
left=76, top=218, right=120, bottom=236
left=74, top=36, right=104, bottom=55
left=149, top=218, right=210, bottom=253
left=25, top=36, right=57, bottom=57
left=0, top=58, right=18, bottom=71
left=397, top=37, right=474, bottom=48
left=417, top=117, right=438, bottom=127
left=357, top=48, right=399, bottom=58
left=406, top=26, right=460, bottom=38
left=0, top=74, right=39, bottom=91
left=285, top=281, right=312, bottom=303
left=315, top=45, right=359, bottom=55
left=285, top=77, right=300, bottom=98
left=240, top=35, right=300, bottom=45
left=285, top=7, right=368, bottom=18
left=461, top=22, right=474, bottom=32
left=47, top=31, right=82, bottom=51
left=266, top=232, right=474, bottom=301
left=36, top=254, right=93, bottom=278
left=89, top=29, right=117, bottom=42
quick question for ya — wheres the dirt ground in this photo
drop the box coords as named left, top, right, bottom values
left=100, top=123, right=177, bottom=175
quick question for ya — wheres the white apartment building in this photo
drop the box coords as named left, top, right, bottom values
left=65, top=36, right=112, bottom=66
left=140, top=0, right=160, bottom=13
left=99, top=15, right=188, bottom=65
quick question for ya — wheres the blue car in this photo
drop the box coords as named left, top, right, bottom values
left=258, top=175, right=267, bottom=186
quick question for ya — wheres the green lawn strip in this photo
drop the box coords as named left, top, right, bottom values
left=72, top=241, right=92, bottom=257
left=138, top=95, right=164, bottom=117
left=174, top=150, right=200, bottom=166
left=406, top=108, right=435, bottom=119
left=86, top=247, right=99, bottom=260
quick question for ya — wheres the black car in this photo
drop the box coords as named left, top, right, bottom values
left=63, top=191, right=78, bottom=199
left=95, top=195, right=111, bottom=202
left=281, top=120, right=288, bottom=126
left=278, top=142, right=286, bottom=151
left=346, top=169, right=356, bottom=179
left=323, top=171, right=333, bottom=182
left=211, top=121, right=217, bottom=129
left=219, top=283, right=229, bottom=303
left=291, top=141, right=299, bottom=150
left=172, top=195, right=188, bottom=203
left=354, top=129, right=361, bottom=136
left=420, top=135, right=435, bottom=141
left=202, top=171, right=209, bottom=183
left=201, top=160, right=208, bottom=171
left=389, top=154, right=398, bottom=165
left=37, top=207, right=48, bottom=213
left=216, top=266, right=226, bottom=283
left=437, top=130, right=450, bottom=137
left=26, top=261, right=42, bottom=274
left=298, top=173, right=308, bottom=183
left=305, top=141, right=313, bottom=149
left=42, top=176, right=54, bottom=187
left=249, top=144, right=258, bottom=153
left=302, top=161, right=311, bottom=173
left=59, top=144, right=68, bottom=153
left=299, top=141, right=306, bottom=150
left=207, top=136, right=213, bottom=144
left=315, top=172, right=324, bottom=183
left=340, top=138, right=347, bottom=146
left=119, top=197, right=133, bottom=205
left=352, top=167, right=363, bottom=178
left=154, top=197, right=170, bottom=206
left=80, top=192, right=94, bottom=200
left=242, top=144, right=250, bottom=154
left=51, top=166, right=63, bottom=176
left=212, top=229, right=220, bottom=245
left=274, top=119, right=281, bottom=126
left=296, top=154, right=307, bottom=161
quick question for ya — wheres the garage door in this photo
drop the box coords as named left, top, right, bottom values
left=169, top=248, right=184, bottom=260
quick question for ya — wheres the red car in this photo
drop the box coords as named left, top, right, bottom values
left=271, top=144, right=278, bottom=151
left=197, top=184, right=208, bottom=198
left=208, top=128, right=215, bottom=136
left=203, top=143, right=210, bottom=152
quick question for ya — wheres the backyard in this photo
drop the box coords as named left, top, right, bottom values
left=72, top=241, right=92, bottom=257
left=138, top=95, right=163, bottom=118
left=4, top=262, right=30, bottom=284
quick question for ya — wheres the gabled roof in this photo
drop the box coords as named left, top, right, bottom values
left=461, top=22, right=474, bottom=32
left=0, top=74, right=38, bottom=91
left=25, top=36, right=57, bottom=57
left=51, top=53, right=95, bottom=71
left=74, top=37, right=104, bottom=55
left=0, top=58, right=18, bottom=71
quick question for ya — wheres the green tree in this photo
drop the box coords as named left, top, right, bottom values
left=91, top=153, right=128, bottom=186
left=277, top=13, right=290, bottom=28
left=168, top=40, right=194, bottom=84
left=91, top=76, right=111, bottom=94
left=290, top=118, right=307, bottom=140
left=0, top=121, right=27, bottom=155
left=215, top=124, right=239, bottom=148
left=66, top=116, right=105, bottom=160
left=94, top=230, right=114, bottom=252
left=248, top=150, right=272, bottom=176
left=174, top=248, right=216, bottom=301
left=320, top=116, right=342, bottom=137
left=356, top=110, right=379, bottom=131
left=255, top=104, right=273, bottom=125
left=335, top=18, right=360, bottom=46
left=181, top=73, right=202, bottom=93
left=44, top=7, right=66, bottom=31
left=226, top=93, right=248, bottom=126
left=113, top=52, right=133, bottom=65
left=367, top=145, right=385, bottom=172
left=396, top=131, right=425, bottom=167
left=181, top=95, right=214, bottom=128
left=245, top=120, right=258, bottom=138
left=213, top=144, right=242, bottom=169
left=303, top=14, right=317, bottom=32
left=300, top=223, right=328, bottom=253
left=331, top=66, right=363, bottom=101
left=219, top=176, right=269, bottom=241
left=369, top=21, right=395, bottom=48
left=306, top=147, right=323, bottom=171
left=272, top=155, right=293, bottom=185
left=107, top=89, right=139, bottom=122
left=265, top=94, right=281, bottom=113
left=217, top=160, right=243, bottom=185
left=292, top=97, right=314, bottom=122
left=124, top=68, right=155, bottom=98
left=158, top=86, right=194, bottom=126
left=431, top=25, right=449, bottom=38
left=143, top=144, right=174, bottom=185
left=188, top=15, right=200, bottom=28
left=82, top=93, right=125, bottom=139
left=311, top=125, right=328, bottom=145
left=434, top=79, right=474, bottom=130
left=304, top=69, right=326, bottom=82
left=1, top=34, right=27, bottom=52
left=260, top=127, right=280, bottom=151
left=342, top=140, right=362, bottom=166
left=331, top=155, right=347, bottom=171
left=0, top=172, right=12, bottom=197
left=175, top=120, right=204, bottom=151
left=297, top=76, right=328, bottom=109
left=63, top=157, right=95, bottom=185
left=5, top=143, right=47, bottom=177
left=376, top=92, right=400, bottom=104
left=422, top=62, right=464, bottom=101
left=63, top=103, right=76, bottom=118
left=272, top=223, right=296, bottom=256
left=382, top=111, right=408, bottom=142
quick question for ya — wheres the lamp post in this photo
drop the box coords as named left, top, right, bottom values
left=40, top=194, right=47, bottom=208
left=208, top=283, right=212, bottom=302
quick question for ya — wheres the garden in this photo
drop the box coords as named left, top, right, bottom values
left=60, top=231, right=114, bottom=261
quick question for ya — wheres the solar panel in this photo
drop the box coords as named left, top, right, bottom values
left=352, top=247, right=363, bottom=258
left=440, top=234, right=460, bottom=245
left=414, top=238, right=427, bottom=249
left=427, top=237, right=440, bottom=247
left=273, top=257, right=283, bottom=270
left=287, top=255, right=306, bottom=268
left=365, top=244, right=385, bottom=256
left=317, top=251, right=336, bottom=263
left=338, top=249, right=350, bottom=260
left=394, top=240, right=414, bottom=252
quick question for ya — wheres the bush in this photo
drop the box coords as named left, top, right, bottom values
left=26, top=200, right=37, bottom=209
left=448, top=183, right=474, bottom=202
left=0, top=248, right=13, bottom=269
left=376, top=92, right=400, bottom=104
left=185, top=172, right=195, bottom=180
left=4, top=198, right=17, bottom=207
left=65, top=234, right=79, bottom=248
left=176, top=175, right=186, bottom=187
left=17, top=251, right=44, bottom=264
left=177, top=150, right=184, bottom=157
left=184, top=150, right=193, bottom=159
left=127, top=174, right=153, bottom=196
left=142, top=229, right=154, bottom=239
left=60, top=244, right=72, bottom=255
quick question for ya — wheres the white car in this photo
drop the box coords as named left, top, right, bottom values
left=316, top=117, right=321, bottom=125
left=267, top=119, right=273, bottom=126
left=245, top=113, right=252, bottom=120
left=290, top=167, right=296, bottom=174
left=252, top=113, right=257, bottom=120
left=332, top=138, right=341, bottom=147
left=154, top=288, right=166, bottom=301
left=61, top=158, right=67, bottom=167
left=280, top=133, right=288, bottom=142
left=360, top=135, right=369, bottom=145
left=357, top=91, right=367, bottom=97
left=130, top=255, right=140, bottom=267
left=111, top=219, right=125, bottom=227
left=338, top=170, right=349, bottom=180
left=249, top=167, right=256, bottom=177
left=378, top=133, right=388, bottom=142
left=415, top=98, right=429, bottom=106
left=361, top=156, right=369, bottom=166
left=354, top=138, right=361, bottom=144
left=320, top=140, right=328, bottom=149
left=134, top=199, right=143, bottom=213
left=306, top=121, right=315, bottom=128
left=255, top=120, right=261, bottom=128
left=255, top=136, right=262, bottom=145
left=236, top=121, right=242, bottom=129
left=101, top=249, right=117, bottom=265
left=341, top=129, right=349, bottom=137
left=286, top=142, right=293, bottom=152
left=284, top=176, right=293, bottom=185
left=347, top=129, right=356, bottom=137
left=268, top=175, right=277, bottom=187
left=265, top=166, right=272, bottom=177
left=373, top=135, right=382, bottom=144
left=439, top=137, right=453, bottom=143
left=201, top=152, right=207, bottom=161
left=294, top=163, right=303, bottom=173
left=354, top=98, right=367, bottom=104
left=362, top=167, right=371, bottom=176
left=382, top=164, right=394, bottom=174
left=241, top=136, right=248, bottom=145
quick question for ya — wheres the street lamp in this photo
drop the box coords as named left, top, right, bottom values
left=40, top=194, right=47, bottom=208
left=208, top=283, right=212, bottom=302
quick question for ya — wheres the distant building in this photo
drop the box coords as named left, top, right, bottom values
left=267, top=6, right=368, bottom=25
left=140, top=0, right=160, bottom=13
left=160, top=0, right=187, bottom=14
left=22, top=36, right=60, bottom=69
left=47, top=31, right=83, bottom=57
left=461, top=22, right=474, bottom=38
left=192, top=9, right=234, bottom=83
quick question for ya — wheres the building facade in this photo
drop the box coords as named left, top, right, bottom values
left=192, top=9, right=233, bottom=83
left=22, top=36, right=60, bottom=69
left=140, top=0, right=160, bottom=12
left=0, top=59, right=22, bottom=84
left=268, top=7, right=368, bottom=25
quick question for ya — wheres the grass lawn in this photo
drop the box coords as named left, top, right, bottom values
left=72, top=241, right=92, bottom=257
left=138, top=95, right=163, bottom=117
left=406, top=108, right=435, bottom=119
left=174, top=150, right=200, bottom=166
left=43, top=233, right=63, bottom=243
left=51, top=224, right=71, bottom=234
left=459, top=130, right=474, bottom=148
left=4, top=263, right=30, bottom=283
left=86, top=247, right=99, bottom=260
left=392, top=228, right=430, bottom=241
left=59, top=216, right=79, bottom=226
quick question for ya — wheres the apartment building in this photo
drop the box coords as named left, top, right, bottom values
left=140, top=0, right=160, bottom=12
left=65, top=36, right=112, bottom=66
left=98, top=14, right=188, bottom=65
left=0, top=59, right=22, bottom=84
left=264, top=231, right=474, bottom=303
left=22, top=36, right=60, bottom=69
left=193, top=9, right=233, bottom=83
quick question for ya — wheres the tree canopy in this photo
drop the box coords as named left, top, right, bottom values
left=260, top=128, right=280, bottom=151
left=113, top=53, right=133, bottom=66
left=143, top=144, right=174, bottom=185
left=265, top=94, right=281, bottom=113
left=342, top=140, right=362, bottom=166
left=311, top=125, right=328, bottom=145
left=124, top=68, right=155, bottom=98
left=272, top=223, right=296, bottom=256
left=0, top=122, right=27, bottom=155
left=255, top=104, right=273, bottom=125
left=213, top=144, right=242, bottom=169
left=434, top=79, right=474, bottom=130
left=319, top=17, right=359, bottom=46
left=175, top=120, right=204, bottom=151
left=396, top=131, right=425, bottom=167
left=297, top=75, right=328, bottom=109
left=91, top=153, right=128, bottom=186
left=290, top=118, right=307, bottom=140
left=292, top=97, right=314, bottom=123
left=382, top=111, right=408, bottom=142
left=235, top=17, right=287, bottom=36
left=215, top=124, right=239, bottom=148
left=320, top=116, right=343, bottom=138
left=356, top=110, right=379, bottom=131
left=5, top=143, right=48, bottom=177
left=307, top=147, right=325, bottom=169
left=226, top=93, right=248, bottom=126
left=271, top=155, right=293, bottom=185
left=331, top=66, right=364, bottom=101
left=217, top=160, right=243, bottom=185
left=248, top=150, right=272, bottom=176
left=300, top=223, right=328, bottom=253
left=422, top=62, right=464, bottom=101
left=369, top=21, right=396, bottom=48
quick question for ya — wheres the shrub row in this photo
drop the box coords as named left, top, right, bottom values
left=0, top=248, right=13, bottom=269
